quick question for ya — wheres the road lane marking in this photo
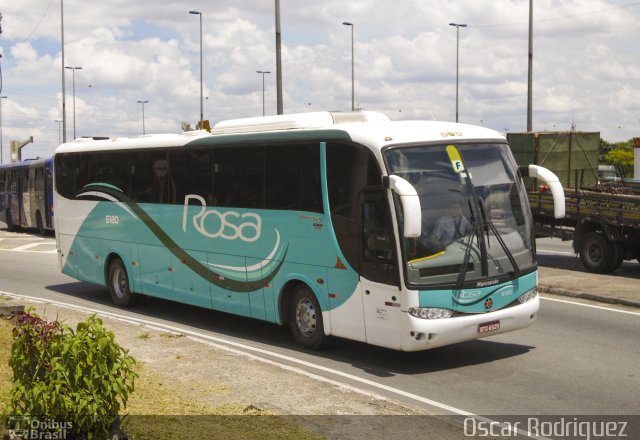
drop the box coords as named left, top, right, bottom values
left=0, top=241, right=57, bottom=253
left=541, top=296, right=640, bottom=316
left=0, top=236, right=47, bottom=240
left=12, top=242, right=48, bottom=251
left=536, top=249, right=575, bottom=256
left=0, top=290, right=554, bottom=439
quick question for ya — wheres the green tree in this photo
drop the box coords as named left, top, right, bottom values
left=603, top=141, right=634, bottom=178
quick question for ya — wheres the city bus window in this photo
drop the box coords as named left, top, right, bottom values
left=130, top=151, right=176, bottom=204
left=362, top=192, right=399, bottom=285
left=326, top=142, right=382, bottom=271
left=76, top=154, right=96, bottom=193
left=55, top=153, right=94, bottom=198
left=265, top=143, right=322, bottom=213
left=171, top=149, right=213, bottom=204
left=363, top=199, right=393, bottom=262
left=35, top=168, right=44, bottom=192
left=214, top=146, right=265, bottom=209
left=96, top=152, right=131, bottom=195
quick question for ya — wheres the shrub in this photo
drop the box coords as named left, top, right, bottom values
left=5, top=310, right=137, bottom=439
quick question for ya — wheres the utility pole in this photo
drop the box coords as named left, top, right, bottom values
left=275, top=0, right=283, bottom=114
left=527, top=0, right=533, bottom=131
left=61, top=0, right=67, bottom=142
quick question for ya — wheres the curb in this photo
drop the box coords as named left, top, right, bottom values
left=0, top=303, right=25, bottom=317
left=538, top=285, right=640, bottom=309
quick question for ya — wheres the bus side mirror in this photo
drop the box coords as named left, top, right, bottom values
left=519, top=165, right=565, bottom=219
left=385, top=175, right=422, bottom=238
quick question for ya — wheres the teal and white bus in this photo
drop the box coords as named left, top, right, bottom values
left=53, top=111, right=564, bottom=351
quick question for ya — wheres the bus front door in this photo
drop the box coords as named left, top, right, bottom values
left=360, top=190, right=403, bottom=349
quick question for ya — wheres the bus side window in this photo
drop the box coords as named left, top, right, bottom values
left=214, top=146, right=264, bottom=209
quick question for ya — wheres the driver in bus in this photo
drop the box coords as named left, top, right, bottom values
left=425, top=204, right=470, bottom=251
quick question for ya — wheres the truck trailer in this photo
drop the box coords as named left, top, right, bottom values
left=509, top=131, right=640, bottom=273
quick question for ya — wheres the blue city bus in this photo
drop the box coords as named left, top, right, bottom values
left=53, top=112, right=564, bottom=351
left=0, top=157, right=54, bottom=235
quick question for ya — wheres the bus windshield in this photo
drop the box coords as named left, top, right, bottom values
left=385, top=142, right=535, bottom=288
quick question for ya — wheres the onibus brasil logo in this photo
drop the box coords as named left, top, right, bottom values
left=76, top=184, right=288, bottom=292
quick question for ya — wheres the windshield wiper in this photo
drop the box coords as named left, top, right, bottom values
left=478, top=199, right=521, bottom=277
left=455, top=200, right=478, bottom=289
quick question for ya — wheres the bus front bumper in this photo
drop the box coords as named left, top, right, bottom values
left=400, top=295, right=540, bottom=352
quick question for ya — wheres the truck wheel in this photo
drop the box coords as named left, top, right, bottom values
left=108, top=258, right=139, bottom=307
left=579, top=232, right=614, bottom=273
left=609, top=241, right=624, bottom=272
left=289, top=284, right=327, bottom=350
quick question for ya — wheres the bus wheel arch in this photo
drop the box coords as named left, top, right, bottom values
left=279, top=281, right=328, bottom=350
left=106, top=254, right=139, bottom=307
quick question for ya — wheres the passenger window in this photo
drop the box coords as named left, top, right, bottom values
left=213, top=146, right=264, bottom=209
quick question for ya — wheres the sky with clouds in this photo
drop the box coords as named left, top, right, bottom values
left=0, top=0, right=638, bottom=162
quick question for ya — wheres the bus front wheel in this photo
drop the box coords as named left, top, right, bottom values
left=108, top=258, right=138, bottom=307
left=289, top=285, right=327, bottom=350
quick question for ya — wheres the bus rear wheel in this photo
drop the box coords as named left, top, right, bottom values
left=5, top=210, right=16, bottom=232
left=108, top=258, right=138, bottom=307
left=36, top=212, right=45, bottom=236
left=289, top=285, right=327, bottom=350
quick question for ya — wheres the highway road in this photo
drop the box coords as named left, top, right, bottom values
left=0, top=230, right=638, bottom=422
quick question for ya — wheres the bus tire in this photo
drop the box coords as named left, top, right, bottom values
left=289, top=284, right=327, bottom=350
left=609, top=241, right=624, bottom=272
left=5, top=210, right=16, bottom=232
left=36, top=212, right=45, bottom=236
left=579, top=232, right=614, bottom=273
left=107, top=258, right=138, bottom=307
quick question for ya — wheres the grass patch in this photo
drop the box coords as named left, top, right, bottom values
left=158, top=332, right=183, bottom=339
left=0, top=317, right=14, bottom=410
left=0, top=314, right=325, bottom=440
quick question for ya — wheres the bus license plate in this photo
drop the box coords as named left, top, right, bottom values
left=478, top=320, right=500, bottom=334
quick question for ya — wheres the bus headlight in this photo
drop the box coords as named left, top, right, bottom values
left=408, top=307, right=454, bottom=319
left=517, top=290, right=537, bottom=304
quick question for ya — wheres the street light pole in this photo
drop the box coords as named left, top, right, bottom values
left=275, top=0, right=283, bottom=115
left=65, top=66, right=82, bottom=139
left=189, top=10, right=204, bottom=128
left=527, top=0, right=533, bottom=131
left=137, top=100, right=149, bottom=134
left=60, top=0, right=67, bottom=143
left=449, top=22, right=467, bottom=123
left=54, top=120, right=63, bottom=145
left=256, top=71, right=270, bottom=116
left=342, top=22, right=355, bottom=111
left=0, top=96, right=7, bottom=164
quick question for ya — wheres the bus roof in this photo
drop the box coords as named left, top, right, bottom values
left=53, top=111, right=506, bottom=155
